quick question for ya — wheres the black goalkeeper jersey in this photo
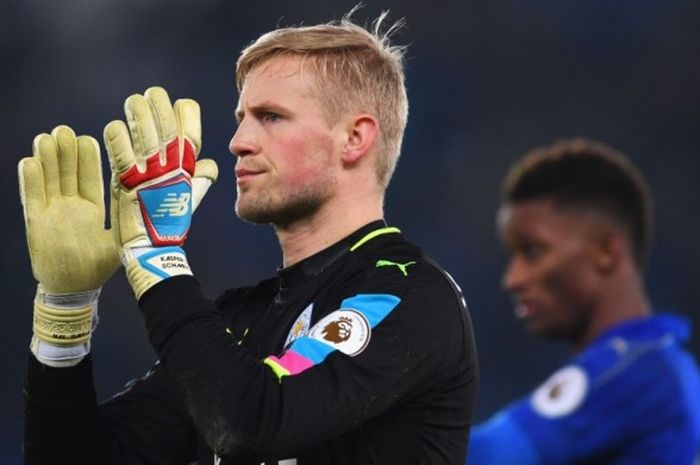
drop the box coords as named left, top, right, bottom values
left=24, top=221, right=478, bottom=464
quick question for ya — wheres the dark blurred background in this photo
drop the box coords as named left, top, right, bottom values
left=2, top=0, right=699, bottom=461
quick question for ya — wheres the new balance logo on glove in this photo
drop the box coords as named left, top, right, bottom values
left=153, top=192, right=191, bottom=218
left=137, top=176, right=193, bottom=245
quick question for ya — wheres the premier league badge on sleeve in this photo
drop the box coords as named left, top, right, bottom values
left=531, top=365, right=588, bottom=418
left=309, top=308, right=371, bottom=357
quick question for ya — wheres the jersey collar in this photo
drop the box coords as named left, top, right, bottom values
left=277, top=220, right=399, bottom=288
left=595, top=314, right=691, bottom=345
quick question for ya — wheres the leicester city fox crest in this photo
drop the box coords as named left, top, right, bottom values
left=284, top=303, right=313, bottom=349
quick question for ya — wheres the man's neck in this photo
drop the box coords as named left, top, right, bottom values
left=274, top=195, right=384, bottom=268
left=575, top=271, right=651, bottom=350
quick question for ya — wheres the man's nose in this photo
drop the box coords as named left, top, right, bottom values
left=229, top=121, right=258, bottom=158
left=502, top=257, right=527, bottom=294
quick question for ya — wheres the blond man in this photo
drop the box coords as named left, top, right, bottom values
left=21, top=12, right=478, bottom=465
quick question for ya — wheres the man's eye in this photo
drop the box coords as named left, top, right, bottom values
left=262, top=112, right=281, bottom=122
left=521, top=244, right=544, bottom=260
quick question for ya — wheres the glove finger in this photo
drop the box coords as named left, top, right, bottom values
left=32, top=133, right=60, bottom=198
left=77, top=136, right=105, bottom=214
left=193, top=158, right=219, bottom=182
left=104, top=120, right=136, bottom=177
left=174, top=98, right=201, bottom=156
left=18, top=157, right=46, bottom=217
left=192, top=158, right=219, bottom=212
left=124, top=93, right=159, bottom=161
left=52, top=125, right=79, bottom=197
left=145, top=87, right=177, bottom=144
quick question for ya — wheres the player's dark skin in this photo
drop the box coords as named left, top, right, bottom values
left=498, top=198, right=650, bottom=350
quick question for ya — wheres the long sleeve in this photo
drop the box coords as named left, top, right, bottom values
left=23, top=353, right=198, bottom=464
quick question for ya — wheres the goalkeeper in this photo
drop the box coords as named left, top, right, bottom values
left=20, top=13, right=478, bottom=465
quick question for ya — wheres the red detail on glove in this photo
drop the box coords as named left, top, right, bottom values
left=119, top=138, right=196, bottom=189
left=182, top=139, right=196, bottom=177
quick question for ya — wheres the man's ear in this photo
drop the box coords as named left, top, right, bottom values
left=341, top=114, right=379, bottom=165
left=593, top=229, right=625, bottom=274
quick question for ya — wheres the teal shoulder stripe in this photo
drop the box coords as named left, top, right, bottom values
left=340, top=294, right=401, bottom=327
left=288, top=336, right=335, bottom=364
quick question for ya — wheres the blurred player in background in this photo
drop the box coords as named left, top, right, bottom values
left=20, top=10, right=477, bottom=465
left=468, top=138, right=700, bottom=464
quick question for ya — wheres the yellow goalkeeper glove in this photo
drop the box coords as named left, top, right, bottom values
left=105, top=86, right=218, bottom=300
left=19, top=125, right=120, bottom=366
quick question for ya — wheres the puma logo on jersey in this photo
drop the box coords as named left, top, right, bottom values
left=152, top=192, right=191, bottom=218
left=376, top=259, right=416, bottom=276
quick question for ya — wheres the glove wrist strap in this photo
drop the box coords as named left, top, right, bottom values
left=31, top=286, right=100, bottom=367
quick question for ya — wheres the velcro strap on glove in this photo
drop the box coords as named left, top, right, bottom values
left=33, top=301, right=93, bottom=345
left=31, top=287, right=100, bottom=367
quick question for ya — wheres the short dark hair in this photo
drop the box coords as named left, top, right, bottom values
left=502, top=138, right=654, bottom=270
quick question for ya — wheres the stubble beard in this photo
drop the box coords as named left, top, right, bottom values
left=235, top=176, right=336, bottom=228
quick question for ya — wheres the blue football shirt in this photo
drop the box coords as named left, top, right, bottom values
left=469, top=314, right=700, bottom=464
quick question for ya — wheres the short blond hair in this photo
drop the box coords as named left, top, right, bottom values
left=236, top=10, right=409, bottom=189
